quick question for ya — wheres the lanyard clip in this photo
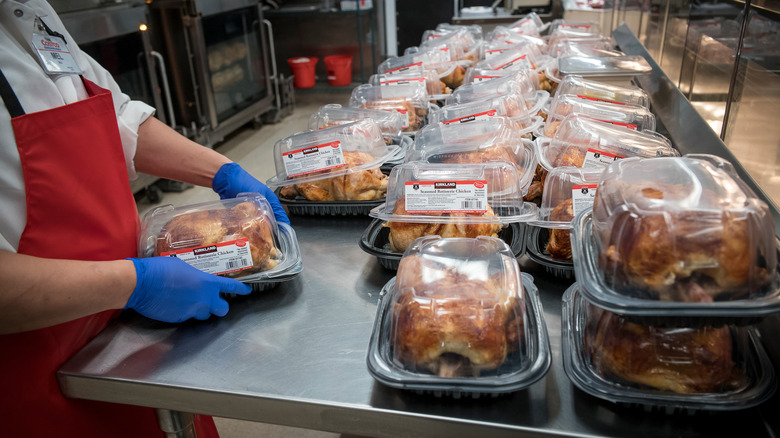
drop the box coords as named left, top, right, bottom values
left=35, top=17, right=67, bottom=45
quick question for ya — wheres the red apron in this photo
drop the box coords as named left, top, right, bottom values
left=0, top=72, right=218, bottom=437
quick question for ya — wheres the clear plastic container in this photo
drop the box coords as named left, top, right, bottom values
left=570, top=154, right=780, bottom=325
left=541, top=94, right=656, bottom=137
left=530, top=166, right=603, bottom=229
left=366, top=236, right=551, bottom=396
left=266, top=119, right=395, bottom=203
left=405, top=118, right=538, bottom=187
left=370, top=162, right=539, bottom=249
left=428, top=91, right=537, bottom=127
left=435, top=23, right=484, bottom=43
left=556, top=75, right=651, bottom=107
left=308, top=104, right=404, bottom=145
left=459, top=68, right=540, bottom=98
left=558, top=55, right=652, bottom=85
left=549, top=20, right=602, bottom=38
left=359, top=218, right=526, bottom=270
left=562, top=283, right=777, bottom=412
left=377, top=50, right=449, bottom=75
left=428, top=60, right=474, bottom=91
left=473, top=45, right=544, bottom=73
left=525, top=226, right=575, bottom=279
left=348, top=83, right=430, bottom=134
left=507, top=12, right=546, bottom=35
left=540, top=59, right=561, bottom=94
left=548, top=37, right=616, bottom=58
left=139, top=193, right=302, bottom=285
left=369, top=70, right=447, bottom=97
left=419, top=28, right=480, bottom=63
left=535, top=114, right=677, bottom=172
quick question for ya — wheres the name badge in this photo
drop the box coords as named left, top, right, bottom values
left=32, top=31, right=82, bottom=75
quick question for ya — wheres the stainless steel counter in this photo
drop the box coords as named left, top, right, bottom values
left=59, top=212, right=779, bottom=437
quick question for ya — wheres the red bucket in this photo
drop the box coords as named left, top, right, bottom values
left=324, top=55, right=353, bottom=87
left=287, top=57, right=318, bottom=89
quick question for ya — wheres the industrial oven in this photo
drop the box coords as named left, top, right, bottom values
left=149, top=0, right=276, bottom=146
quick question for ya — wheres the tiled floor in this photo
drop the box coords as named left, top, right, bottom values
left=135, top=88, right=353, bottom=438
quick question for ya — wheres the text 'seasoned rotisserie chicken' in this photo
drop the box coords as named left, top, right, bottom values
left=154, top=201, right=280, bottom=277
left=391, top=238, right=525, bottom=377
left=279, top=151, right=388, bottom=201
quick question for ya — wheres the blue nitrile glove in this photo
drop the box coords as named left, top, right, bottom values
left=124, top=257, right=252, bottom=323
left=212, top=162, right=290, bottom=226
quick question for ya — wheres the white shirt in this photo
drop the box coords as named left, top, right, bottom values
left=0, top=0, right=155, bottom=252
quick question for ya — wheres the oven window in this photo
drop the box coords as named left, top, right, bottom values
left=202, top=7, right=268, bottom=123
left=80, top=34, right=155, bottom=108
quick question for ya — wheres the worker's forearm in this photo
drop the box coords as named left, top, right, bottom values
left=0, top=251, right=137, bottom=334
left=134, top=116, right=231, bottom=187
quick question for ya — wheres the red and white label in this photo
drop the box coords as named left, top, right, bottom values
left=442, top=109, right=497, bottom=124
left=571, top=184, right=598, bottom=216
left=473, top=75, right=500, bottom=83
left=440, top=47, right=452, bottom=61
left=380, top=77, right=425, bottom=86
left=404, top=180, right=488, bottom=213
left=577, top=94, right=626, bottom=105
left=495, top=54, right=531, bottom=71
left=385, top=61, right=423, bottom=75
left=587, top=117, right=637, bottom=130
left=560, top=23, right=592, bottom=30
left=161, top=238, right=255, bottom=276
left=396, top=109, right=411, bottom=128
left=282, top=141, right=346, bottom=177
left=582, top=148, right=624, bottom=169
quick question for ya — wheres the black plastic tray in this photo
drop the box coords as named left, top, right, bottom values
left=275, top=187, right=385, bottom=216
left=525, top=226, right=575, bottom=279
left=359, top=218, right=526, bottom=270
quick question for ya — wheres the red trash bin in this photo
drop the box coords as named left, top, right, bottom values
left=287, top=57, right=318, bottom=88
left=324, top=55, right=353, bottom=87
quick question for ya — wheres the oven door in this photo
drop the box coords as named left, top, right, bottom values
left=189, top=2, right=274, bottom=143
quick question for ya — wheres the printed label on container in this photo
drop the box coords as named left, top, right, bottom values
left=485, top=49, right=509, bottom=59
left=385, top=61, right=423, bottom=75
left=586, top=117, right=637, bottom=130
left=161, top=239, right=254, bottom=276
left=442, top=109, right=497, bottom=124
left=571, top=184, right=598, bottom=216
left=380, top=77, right=425, bottom=86
left=582, top=148, right=624, bottom=169
left=404, top=180, right=488, bottom=213
left=559, top=23, right=592, bottom=30
left=283, top=141, right=346, bottom=177
left=495, top=54, right=531, bottom=71
left=473, top=75, right=501, bottom=83
left=577, top=94, right=626, bottom=105
left=396, top=109, right=411, bottom=128
left=440, top=47, right=452, bottom=62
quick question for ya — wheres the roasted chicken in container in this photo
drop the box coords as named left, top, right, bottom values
left=390, top=237, right=525, bottom=377
left=279, top=151, right=388, bottom=201
left=349, top=84, right=429, bottom=133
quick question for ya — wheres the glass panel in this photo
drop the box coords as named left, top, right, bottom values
left=201, top=7, right=268, bottom=124
left=722, top=9, right=780, bottom=207
left=80, top=33, right=155, bottom=107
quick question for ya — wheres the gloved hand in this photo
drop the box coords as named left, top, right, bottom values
left=124, top=257, right=252, bottom=323
left=212, top=162, right=290, bottom=225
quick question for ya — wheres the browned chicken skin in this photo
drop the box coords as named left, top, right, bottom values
left=280, top=151, right=388, bottom=201
left=546, top=199, right=574, bottom=260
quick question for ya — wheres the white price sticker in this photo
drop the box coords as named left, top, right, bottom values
left=283, top=141, right=346, bottom=177
left=442, top=109, right=497, bottom=124
left=161, top=239, right=255, bottom=276
left=582, top=148, right=624, bottom=169
left=396, top=109, right=411, bottom=128
left=385, top=61, right=423, bottom=75
left=571, top=184, right=598, bottom=216
left=404, top=180, right=488, bottom=213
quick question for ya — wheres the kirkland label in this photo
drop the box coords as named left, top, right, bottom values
left=404, top=180, right=488, bottom=213
left=473, top=75, right=500, bottom=83
left=161, top=239, right=254, bottom=276
left=577, top=94, right=626, bottom=105
left=572, top=184, right=598, bottom=216
left=283, top=141, right=346, bottom=177
left=442, top=109, right=497, bottom=124
left=495, top=54, right=531, bottom=71
left=582, top=148, right=624, bottom=169
left=385, top=61, right=423, bottom=75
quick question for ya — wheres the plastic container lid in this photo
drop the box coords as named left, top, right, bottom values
left=266, top=119, right=397, bottom=191
left=473, top=45, right=544, bottom=73
left=377, top=50, right=449, bottom=75
left=549, top=20, right=602, bottom=38
left=429, top=91, right=537, bottom=126
left=570, top=154, right=780, bottom=324
left=369, top=70, right=447, bottom=97
left=556, top=75, right=651, bottom=108
left=419, top=28, right=480, bottom=63
left=139, top=193, right=302, bottom=284
left=548, top=37, right=616, bottom=58
left=366, top=236, right=551, bottom=396
left=458, top=68, right=540, bottom=99
left=558, top=55, right=652, bottom=79
left=370, top=162, right=538, bottom=226
left=535, top=114, right=678, bottom=172
left=507, top=12, right=546, bottom=35
left=435, top=23, right=484, bottom=43
left=541, top=94, right=656, bottom=137
left=348, top=84, right=430, bottom=134
left=308, top=104, right=404, bottom=144
left=405, top=118, right=538, bottom=192
left=529, top=166, right=603, bottom=229
left=561, top=283, right=777, bottom=411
